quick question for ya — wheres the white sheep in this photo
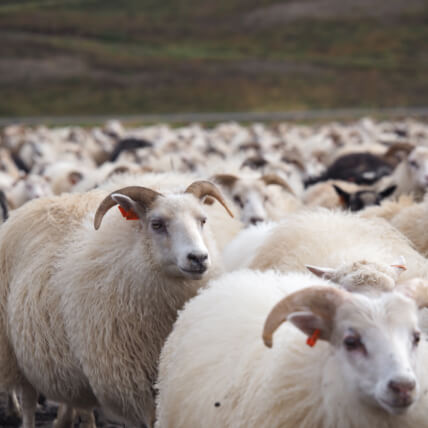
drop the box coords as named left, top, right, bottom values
left=6, top=174, right=53, bottom=209
left=361, top=194, right=428, bottom=257
left=212, top=172, right=299, bottom=226
left=0, top=180, right=232, bottom=428
left=376, top=145, right=428, bottom=200
left=223, top=210, right=428, bottom=281
left=156, top=269, right=428, bottom=428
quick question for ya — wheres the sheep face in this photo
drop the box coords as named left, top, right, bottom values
left=407, top=147, right=428, bottom=189
left=331, top=293, right=420, bottom=415
left=144, top=195, right=212, bottom=279
left=8, top=175, right=53, bottom=208
left=95, top=182, right=232, bottom=281
left=333, top=185, right=396, bottom=212
left=214, top=174, right=292, bottom=226
left=264, top=286, right=422, bottom=416
left=234, top=182, right=269, bottom=226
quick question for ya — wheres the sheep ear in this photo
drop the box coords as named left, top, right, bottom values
left=288, top=311, right=332, bottom=341
left=68, top=171, right=83, bottom=185
left=306, top=265, right=336, bottom=280
left=332, top=184, right=350, bottom=206
left=111, top=194, right=146, bottom=220
left=391, top=256, right=407, bottom=274
left=378, top=185, right=396, bottom=200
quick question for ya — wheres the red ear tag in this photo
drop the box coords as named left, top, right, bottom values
left=306, top=329, right=320, bottom=348
left=118, top=205, right=139, bottom=220
left=391, top=264, right=407, bottom=271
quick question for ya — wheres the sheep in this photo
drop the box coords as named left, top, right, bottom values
left=155, top=269, right=428, bottom=428
left=109, top=137, right=153, bottom=162
left=0, top=180, right=233, bottom=428
left=361, top=195, right=428, bottom=257
left=213, top=173, right=299, bottom=225
left=6, top=174, right=53, bottom=209
left=304, top=152, right=393, bottom=187
left=376, top=145, right=428, bottom=201
left=303, top=179, right=396, bottom=211
left=222, top=210, right=428, bottom=280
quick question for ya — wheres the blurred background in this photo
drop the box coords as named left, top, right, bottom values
left=0, top=0, right=427, bottom=119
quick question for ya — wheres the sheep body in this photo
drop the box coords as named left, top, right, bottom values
left=0, top=187, right=222, bottom=426
left=156, top=269, right=428, bottom=428
left=362, top=195, right=428, bottom=257
left=224, top=210, right=428, bottom=280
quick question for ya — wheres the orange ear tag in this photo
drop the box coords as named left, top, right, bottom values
left=391, top=264, right=407, bottom=271
left=118, top=205, right=139, bottom=220
left=306, top=329, right=320, bottom=347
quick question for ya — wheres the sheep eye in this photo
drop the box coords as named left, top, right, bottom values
left=233, top=195, right=244, bottom=208
left=413, top=331, right=421, bottom=347
left=343, top=335, right=363, bottom=351
left=200, top=217, right=207, bottom=227
left=151, top=220, right=165, bottom=232
left=409, top=160, right=418, bottom=168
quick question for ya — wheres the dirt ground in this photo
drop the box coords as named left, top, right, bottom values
left=0, top=392, right=126, bottom=428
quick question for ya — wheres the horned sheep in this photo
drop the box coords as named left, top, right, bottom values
left=156, top=269, right=428, bottom=428
left=0, top=180, right=232, bottom=428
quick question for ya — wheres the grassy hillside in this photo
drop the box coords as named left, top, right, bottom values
left=0, top=0, right=427, bottom=116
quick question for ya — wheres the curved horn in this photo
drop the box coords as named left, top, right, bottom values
left=397, top=278, right=428, bottom=309
left=263, top=286, right=346, bottom=348
left=94, top=186, right=162, bottom=230
left=212, top=174, right=239, bottom=188
left=282, top=155, right=305, bottom=171
left=261, top=174, right=295, bottom=196
left=185, top=180, right=234, bottom=218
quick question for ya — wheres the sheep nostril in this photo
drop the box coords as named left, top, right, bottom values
left=388, top=379, right=416, bottom=395
left=250, top=217, right=264, bottom=225
left=187, top=253, right=208, bottom=266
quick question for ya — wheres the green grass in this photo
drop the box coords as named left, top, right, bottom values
left=0, top=0, right=427, bottom=116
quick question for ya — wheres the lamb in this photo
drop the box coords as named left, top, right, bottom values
left=155, top=269, right=428, bottom=428
left=0, top=180, right=233, bottom=428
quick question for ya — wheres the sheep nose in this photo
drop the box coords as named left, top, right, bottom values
left=388, top=379, right=416, bottom=395
left=187, top=253, right=208, bottom=271
left=250, top=217, right=264, bottom=225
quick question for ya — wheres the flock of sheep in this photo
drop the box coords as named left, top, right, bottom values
left=0, top=117, right=428, bottom=428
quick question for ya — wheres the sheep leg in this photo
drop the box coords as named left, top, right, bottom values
left=76, top=408, right=96, bottom=428
left=53, top=404, right=75, bottom=428
left=19, top=382, right=37, bottom=428
left=141, top=391, right=156, bottom=428
left=7, top=391, right=22, bottom=420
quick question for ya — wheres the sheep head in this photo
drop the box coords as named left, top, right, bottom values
left=94, top=181, right=231, bottom=280
left=263, top=284, right=426, bottom=415
left=405, top=146, right=428, bottom=190
left=333, top=184, right=396, bottom=211
left=213, top=173, right=294, bottom=226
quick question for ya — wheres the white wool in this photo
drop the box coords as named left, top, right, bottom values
left=0, top=185, right=226, bottom=427
left=224, top=210, right=428, bottom=282
left=156, top=269, right=428, bottom=428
